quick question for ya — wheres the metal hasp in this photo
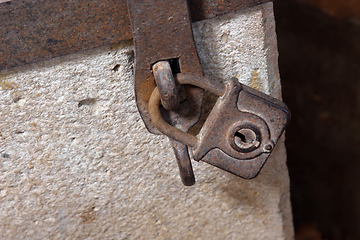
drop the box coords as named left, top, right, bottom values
left=127, top=0, right=289, bottom=185
left=127, top=0, right=204, bottom=185
left=152, top=61, right=196, bottom=186
left=127, top=0, right=204, bottom=134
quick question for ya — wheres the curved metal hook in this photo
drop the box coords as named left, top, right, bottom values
left=170, top=139, right=195, bottom=186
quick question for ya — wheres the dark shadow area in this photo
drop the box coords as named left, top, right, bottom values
left=274, top=0, right=360, bottom=239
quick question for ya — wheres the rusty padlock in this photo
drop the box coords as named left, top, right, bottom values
left=127, top=0, right=289, bottom=184
left=149, top=73, right=290, bottom=179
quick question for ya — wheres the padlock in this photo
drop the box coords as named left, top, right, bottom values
left=149, top=73, right=290, bottom=179
left=127, top=0, right=289, bottom=182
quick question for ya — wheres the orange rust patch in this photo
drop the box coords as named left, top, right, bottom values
left=249, top=70, right=262, bottom=92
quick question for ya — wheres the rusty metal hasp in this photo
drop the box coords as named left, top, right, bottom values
left=127, top=0, right=290, bottom=185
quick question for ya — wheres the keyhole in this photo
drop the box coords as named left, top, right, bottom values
left=234, top=128, right=260, bottom=151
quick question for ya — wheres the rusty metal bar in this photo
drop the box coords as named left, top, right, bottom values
left=170, top=139, right=196, bottom=186
left=176, top=73, right=226, bottom=97
left=152, top=61, right=180, bottom=111
left=0, top=0, right=272, bottom=70
left=128, top=0, right=205, bottom=134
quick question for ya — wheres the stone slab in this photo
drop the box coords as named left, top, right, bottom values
left=0, top=2, right=294, bottom=239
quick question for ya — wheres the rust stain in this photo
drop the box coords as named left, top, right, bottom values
left=80, top=207, right=97, bottom=223
left=249, top=70, right=262, bottom=91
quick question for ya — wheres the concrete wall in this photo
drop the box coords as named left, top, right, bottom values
left=0, top=2, right=294, bottom=239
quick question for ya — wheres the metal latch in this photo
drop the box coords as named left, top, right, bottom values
left=127, top=0, right=290, bottom=185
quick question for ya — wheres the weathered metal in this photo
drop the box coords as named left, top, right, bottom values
left=127, top=0, right=204, bottom=134
left=152, top=61, right=180, bottom=111
left=127, top=0, right=204, bottom=185
left=0, top=0, right=131, bottom=70
left=0, top=0, right=272, bottom=70
left=152, top=60, right=196, bottom=185
left=149, top=73, right=290, bottom=179
left=170, top=139, right=196, bottom=186
left=128, top=0, right=287, bottom=183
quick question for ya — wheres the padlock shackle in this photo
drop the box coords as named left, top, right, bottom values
left=175, top=73, right=226, bottom=97
left=149, top=73, right=228, bottom=148
left=149, top=87, right=199, bottom=148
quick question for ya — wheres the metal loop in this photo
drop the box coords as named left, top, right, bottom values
left=149, top=73, right=290, bottom=179
left=152, top=61, right=180, bottom=110
left=149, top=86, right=199, bottom=148
left=175, top=73, right=226, bottom=97
left=152, top=65, right=199, bottom=186
left=149, top=73, right=226, bottom=148
left=149, top=73, right=273, bottom=159
left=170, top=139, right=196, bottom=186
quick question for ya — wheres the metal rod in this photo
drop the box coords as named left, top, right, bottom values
left=176, top=73, right=226, bottom=97
left=152, top=61, right=180, bottom=110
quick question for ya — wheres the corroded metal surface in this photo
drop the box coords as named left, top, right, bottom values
left=152, top=60, right=195, bottom=185
left=170, top=139, right=195, bottom=186
left=152, top=61, right=180, bottom=111
left=127, top=0, right=205, bottom=185
left=127, top=0, right=205, bottom=134
left=0, top=0, right=272, bottom=70
left=149, top=73, right=290, bottom=179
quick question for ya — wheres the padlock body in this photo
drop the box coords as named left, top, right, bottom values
left=193, top=78, right=290, bottom=179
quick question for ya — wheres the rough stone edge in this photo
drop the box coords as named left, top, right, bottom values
left=262, top=2, right=294, bottom=239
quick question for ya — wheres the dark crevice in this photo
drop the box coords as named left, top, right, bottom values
left=78, top=98, right=97, bottom=107
left=112, top=64, right=120, bottom=72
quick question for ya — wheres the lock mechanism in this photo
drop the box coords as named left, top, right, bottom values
left=127, top=0, right=289, bottom=185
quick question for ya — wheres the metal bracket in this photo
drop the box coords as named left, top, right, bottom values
left=127, top=0, right=204, bottom=134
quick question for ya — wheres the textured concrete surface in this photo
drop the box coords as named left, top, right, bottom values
left=0, top=2, right=293, bottom=239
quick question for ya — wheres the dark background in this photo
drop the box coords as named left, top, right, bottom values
left=274, top=0, right=360, bottom=239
